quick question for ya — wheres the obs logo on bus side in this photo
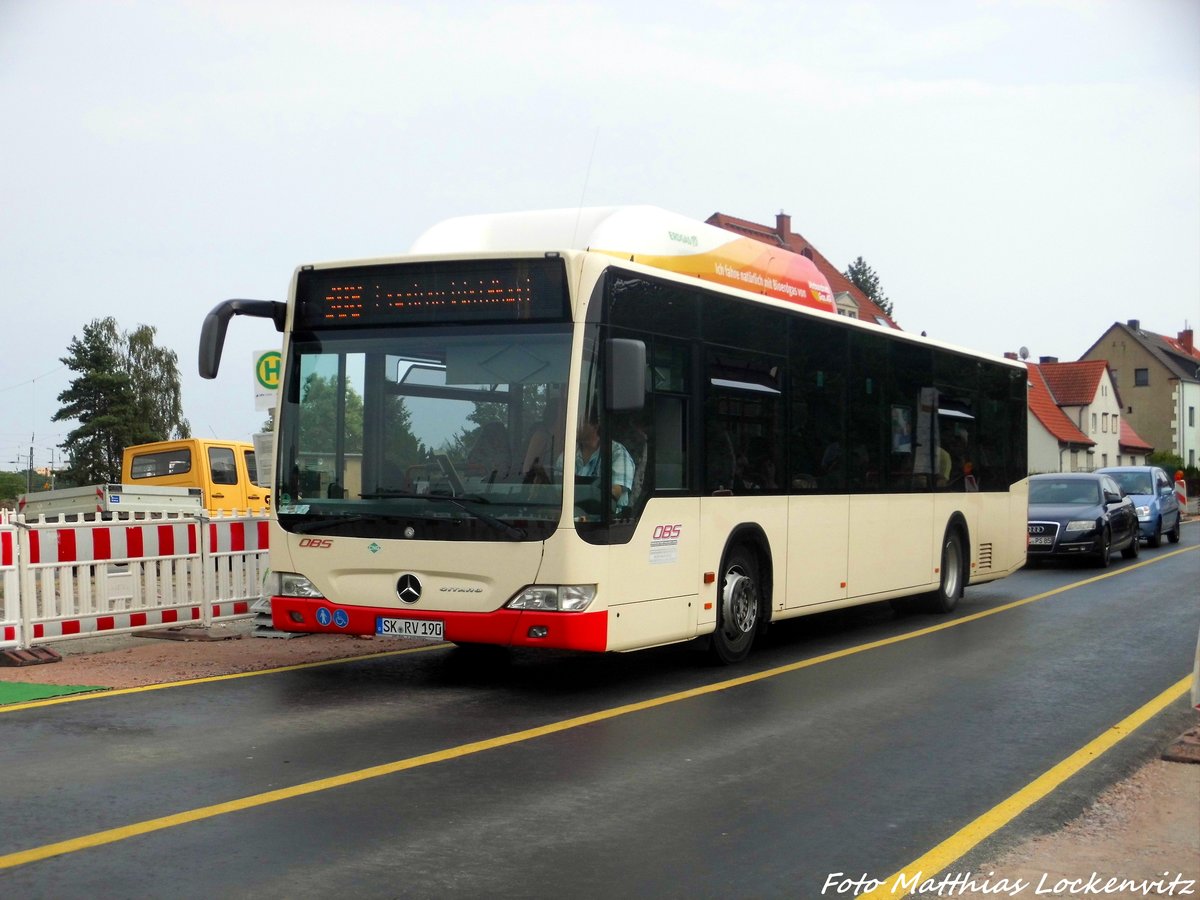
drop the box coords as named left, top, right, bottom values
left=651, top=523, right=681, bottom=565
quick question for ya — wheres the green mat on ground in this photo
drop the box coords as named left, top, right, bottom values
left=0, top=681, right=108, bottom=705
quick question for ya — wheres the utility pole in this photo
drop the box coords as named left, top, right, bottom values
left=27, top=434, right=33, bottom=494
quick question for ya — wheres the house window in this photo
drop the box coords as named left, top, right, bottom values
left=1101, top=454, right=1108, bottom=467
left=1101, top=413, right=1108, bottom=433
left=1190, top=406, right=1196, bottom=427
left=1134, top=368, right=1150, bottom=386
left=1091, top=413, right=1097, bottom=433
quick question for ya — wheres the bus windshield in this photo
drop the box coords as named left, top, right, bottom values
left=275, top=324, right=571, bottom=541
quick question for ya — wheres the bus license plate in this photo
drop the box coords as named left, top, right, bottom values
left=1028, top=536, right=1053, bottom=546
left=377, top=617, right=444, bottom=641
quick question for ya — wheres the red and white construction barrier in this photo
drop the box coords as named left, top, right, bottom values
left=1, top=517, right=19, bottom=648
left=28, top=520, right=198, bottom=565
left=27, top=602, right=251, bottom=641
left=1, top=511, right=268, bottom=651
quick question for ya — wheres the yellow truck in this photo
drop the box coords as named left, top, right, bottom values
left=122, top=438, right=270, bottom=514
left=19, top=439, right=269, bottom=519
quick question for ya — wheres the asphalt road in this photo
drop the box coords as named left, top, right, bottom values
left=1, top=526, right=1197, bottom=899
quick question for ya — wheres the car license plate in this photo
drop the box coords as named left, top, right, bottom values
left=376, top=617, right=444, bottom=640
left=1028, top=536, right=1053, bottom=546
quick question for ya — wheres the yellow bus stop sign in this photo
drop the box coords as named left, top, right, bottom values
left=254, top=350, right=282, bottom=410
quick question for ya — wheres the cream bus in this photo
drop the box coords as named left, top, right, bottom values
left=199, top=207, right=1028, bottom=663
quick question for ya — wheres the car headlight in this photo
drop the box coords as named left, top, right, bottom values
left=507, top=585, right=597, bottom=612
left=265, top=571, right=326, bottom=599
left=1134, top=505, right=1151, bottom=520
left=1064, top=519, right=1098, bottom=534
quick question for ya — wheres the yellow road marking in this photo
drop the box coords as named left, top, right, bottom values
left=860, top=675, right=1193, bottom=900
left=1, top=544, right=1195, bottom=869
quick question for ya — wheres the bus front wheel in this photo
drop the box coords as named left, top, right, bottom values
left=710, top=546, right=761, bottom=665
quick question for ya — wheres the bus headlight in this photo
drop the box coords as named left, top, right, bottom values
left=507, top=585, right=597, bottom=612
left=265, top=571, right=326, bottom=599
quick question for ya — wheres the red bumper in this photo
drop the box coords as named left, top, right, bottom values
left=269, top=596, right=609, bottom=652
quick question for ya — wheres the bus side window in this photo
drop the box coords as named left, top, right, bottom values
left=789, top=318, right=846, bottom=493
left=705, top=349, right=782, bottom=494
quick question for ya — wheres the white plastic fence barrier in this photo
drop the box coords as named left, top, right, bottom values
left=1, top=510, right=19, bottom=649
left=0, top=510, right=268, bottom=651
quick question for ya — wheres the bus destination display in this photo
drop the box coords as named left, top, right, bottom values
left=296, top=259, right=568, bottom=327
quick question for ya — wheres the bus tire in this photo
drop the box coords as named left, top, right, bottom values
left=710, top=545, right=762, bottom=665
left=924, top=527, right=966, bottom=613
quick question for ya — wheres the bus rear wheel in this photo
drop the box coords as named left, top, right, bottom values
left=924, top=528, right=965, bottom=613
left=710, top=546, right=761, bottom=665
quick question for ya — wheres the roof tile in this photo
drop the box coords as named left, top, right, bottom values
left=1037, top=359, right=1110, bottom=406
left=1026, top=363, right=1093, bottom=446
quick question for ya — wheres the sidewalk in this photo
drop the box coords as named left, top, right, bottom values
left=953, top=752, right=1199, bottom=899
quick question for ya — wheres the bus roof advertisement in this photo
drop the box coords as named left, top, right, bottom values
left=595, top=243, right=836, bottom=313
left=587, top=206, right=836, bottom=312
left=409, top=206, right=837, bottom=314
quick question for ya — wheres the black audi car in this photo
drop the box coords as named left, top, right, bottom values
left=1027, top=472, right=1140, bottom=567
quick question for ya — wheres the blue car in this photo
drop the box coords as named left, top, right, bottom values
left=1097, top=465, right=1182, bottom=548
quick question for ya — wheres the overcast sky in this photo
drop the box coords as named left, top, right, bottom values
left=1, top=0, right=1197, bottom=474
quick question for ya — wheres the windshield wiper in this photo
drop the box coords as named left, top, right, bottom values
left=292, top=514, right=395, bottom=535
left=358, top=490, right=525, bottom=540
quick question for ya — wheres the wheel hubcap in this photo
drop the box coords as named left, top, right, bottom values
left=722, top=567, right=757, bottom=637
left=943, top=539, right=961, bottom=598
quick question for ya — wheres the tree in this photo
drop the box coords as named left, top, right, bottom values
left=0, top=470, right=27, bottom=502
left=298, top=372, right=364, bottom=453
left=123, top=324, right=190, bottom=444
left=53, top=317, right=190, bottom=485
left=845, top=256, right=894, bottom=318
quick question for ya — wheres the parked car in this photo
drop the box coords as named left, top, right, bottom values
left=1027, top=472, right=1140, bottom=567
left=1096, top=465, right=1182, bottom=548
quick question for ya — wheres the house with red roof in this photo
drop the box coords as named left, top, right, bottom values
left=1080, top=320, right=1200, bottom=469
left=705, top=210, right=900, bottom=329
left=1024, top=361, right=1093, bottom=472
left=1023, top=357, right=1153, bottom=472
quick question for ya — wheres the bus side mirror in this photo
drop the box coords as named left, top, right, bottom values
left=199, top=299, right=287, bottom=379
left=606, top=338, right=646, bottom=411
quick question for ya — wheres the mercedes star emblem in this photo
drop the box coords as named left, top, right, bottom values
left=396, top=573, right=422, bottom=603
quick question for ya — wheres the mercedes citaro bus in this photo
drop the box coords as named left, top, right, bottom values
left=199, top=207, right=1027, bottom=663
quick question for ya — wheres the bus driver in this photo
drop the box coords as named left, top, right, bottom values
left=558, top=415, right=635, bottom=516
